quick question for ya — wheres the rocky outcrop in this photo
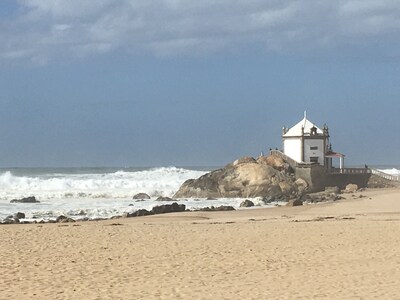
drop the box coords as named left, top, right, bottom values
left=10, top=196, right=40, bottom=203
left=133, top=193, right=151, bottom=200
left=257, top=155, right=291, bottom=172
left=174, top=155, right=298, bottom=199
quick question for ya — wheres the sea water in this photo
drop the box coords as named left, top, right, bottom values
left=2, top=166, right=398, bottom=222
left=0, top=167, right=267, bottom=222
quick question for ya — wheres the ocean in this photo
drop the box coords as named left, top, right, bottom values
left=0, top=166, right=267, bottom=222
left=1, top=166, right=399, bottom=223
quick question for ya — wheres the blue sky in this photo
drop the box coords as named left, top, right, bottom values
left=0, top=0, right=400, bottom=167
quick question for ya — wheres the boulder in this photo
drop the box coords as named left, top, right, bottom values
left=14, top=212, right=26, bottom=220
left=151, top=203, right=186, bottom=214
left=10, top=196, right=40, bottom=203
left=344, top=184, right=358, bottom=193
left=128, top=209, right=152, bottom=217
left=174, top=156, right=298, bottom=199
left=133, top=193, right=151, bottom=200
left=194, top=206, right=236, bottom=212
left=295, top=178, right=309, bottom=194
left=286, top=199, right=303, bottom=207
left=56, top=215, right=75, bottom=223
left=156, top=196, right=173, bottom=202
left=2, top=216, right=20, bottom=224
left=240, top=200, right=255, bottom=207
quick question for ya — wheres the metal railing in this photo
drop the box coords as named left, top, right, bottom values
left=371, top=169, right=400, bottom=181
left=328, top=167, right=371, bottom=174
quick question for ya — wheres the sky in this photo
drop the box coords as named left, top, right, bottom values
left=0, top=0, right=400, bottom=167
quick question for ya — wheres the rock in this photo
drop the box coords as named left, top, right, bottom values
left=267, top=155, right=286, bottom=170
left=286, top=199, right=303, bottom=206
left=302, top=189, right=341, bottom=203
left=233, top=156, right=257, bottom=166
left=14, top=212, right=25, bottom=219
left=133, top=193, right=151, bottom=200
left=128, top=209, right=152, bottom=217
left=151, top=203, right=186, bottom=214
left=344, top=184, right=358, bottom=193
left=325, top=186, right=340, bottom=194
left=2, top=216, right=20, bottom=224
left=156, top=196, right=173, bottom=201
left=295, top=178, right=309, bottom=194
left=240, top=200, right=255, bottom=207
left=194, top=206, right=236, bottom=212
left=367, top=174, right=400, bottom=188
left=10, top=196, right=40, bottom=203
left=56, top=215, right=75, bottom=223
left=174, top=156, right=298, bottom=199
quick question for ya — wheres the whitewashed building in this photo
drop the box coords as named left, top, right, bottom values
left=282, top=114, right=344, bottom=168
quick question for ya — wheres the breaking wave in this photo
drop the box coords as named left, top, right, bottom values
left=0, top=167, right=207, bottom=200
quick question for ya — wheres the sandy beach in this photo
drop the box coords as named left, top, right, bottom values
left=2, top=188, right=400, bottom=299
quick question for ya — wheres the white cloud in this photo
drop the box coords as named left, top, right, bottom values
left=2, top=0, right=400, bottom=64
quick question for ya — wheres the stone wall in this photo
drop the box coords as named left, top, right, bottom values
left=295, top=165, right=371, bottom=192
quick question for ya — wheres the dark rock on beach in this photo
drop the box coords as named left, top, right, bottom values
left=194, top=206, right=236, bottom=212
left=240, top=200, right=255, bottom=207
left=156, top=196, right=173, bottom=202
left=125, top=202, right=186, bottom=218
left=174, top=155, right=298, bottom=199
left=302, top=189, right=342, bottom=203
left=133, top=193, right=151, bottom=200
left=286, top=199, right=303, bottom=207
left=10, top=196, right=40, bottom=203
left=151, top=203, right=186, bottom=214
left=56, top=215, right=76, bottom=223
left=14, top=212, right=26, bottom=219
left=127, top=209, right=153, bottom=217
left=2, top=215, right=20, bottom=224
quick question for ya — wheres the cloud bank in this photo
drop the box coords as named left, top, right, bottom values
left=2, top=0, right=400, bottom=63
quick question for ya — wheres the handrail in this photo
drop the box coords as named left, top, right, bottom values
left=328, top=167, right=371, bottom=174
left=371, top=168, right=400, bottom=181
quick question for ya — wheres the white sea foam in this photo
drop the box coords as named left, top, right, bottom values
left=377, top=168, right=400, bottom=175
left=0, top=167, right=287, bottom=222
left=0, top=167, right=206, bottom=200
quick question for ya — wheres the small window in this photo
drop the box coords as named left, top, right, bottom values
left=310, top=146, right=318, bottom=150
left=310, top=157, right=319, bottom=163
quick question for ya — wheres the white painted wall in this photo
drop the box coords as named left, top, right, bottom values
left=283, top=139, right=302, bottom=162
left=304, top=139, right=325, bottom=165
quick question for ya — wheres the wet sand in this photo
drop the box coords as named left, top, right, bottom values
left=2, top=188, right=400, bottom=299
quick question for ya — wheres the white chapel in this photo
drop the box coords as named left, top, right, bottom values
left=281, top=114, right=344, bottom=169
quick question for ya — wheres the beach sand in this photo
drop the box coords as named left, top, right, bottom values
left=2, top=188, right=400, bottom=299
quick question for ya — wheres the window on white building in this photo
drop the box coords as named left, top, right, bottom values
left=310, top=157, right=319, bottom=163
left=310, top=146, right=318, bottom=150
